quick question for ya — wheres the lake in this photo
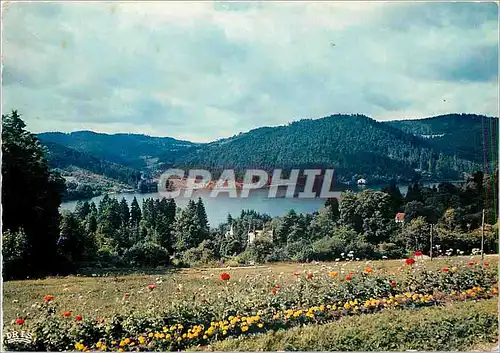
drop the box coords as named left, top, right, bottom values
left=60, top=182, right=444, bottom=226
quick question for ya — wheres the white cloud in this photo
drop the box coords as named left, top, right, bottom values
left=2, top=1, right=498, bottom=142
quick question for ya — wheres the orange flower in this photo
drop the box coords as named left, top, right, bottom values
left=63, top=311, right=71, bottom=317
left=44, top=295, right=54, bottom=302
left=364, top=267, right=373, bottom=274
left=329, top=271, right=338, bottom=277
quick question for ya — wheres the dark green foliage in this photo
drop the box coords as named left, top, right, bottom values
left=123, top=241, right=169, bottom=267
left=2, top=110, right=66, bottom=279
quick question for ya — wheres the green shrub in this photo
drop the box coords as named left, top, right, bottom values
left=123, top=241, right=169, bottom=267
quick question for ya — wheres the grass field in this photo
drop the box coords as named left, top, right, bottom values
left=3, top=255, right=499, bottom=351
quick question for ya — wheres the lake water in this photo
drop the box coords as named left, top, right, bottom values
left=60, top=183, right=441, bottom=226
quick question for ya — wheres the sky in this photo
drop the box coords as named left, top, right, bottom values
left=2, top=1, right=499, bottom=142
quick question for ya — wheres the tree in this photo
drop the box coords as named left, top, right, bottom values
left=324, top=197, right=340, bottom=221
left=174, top=200, right=202, bottom=252
left=196, top=197, right=210, bottom=237
left=402, top=217, right=429, bottom=252
left=2, top=110, right=66, bottom=278
left=381, top=180, right=404, bottom=213
left=119, top=198, right=130, bottom=227
left=130, top=197, right=142, bottom=226
left=58, top=211, right=92, bottom=265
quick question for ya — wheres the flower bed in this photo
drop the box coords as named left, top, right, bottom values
left=3, top=259, right=497, bottom=351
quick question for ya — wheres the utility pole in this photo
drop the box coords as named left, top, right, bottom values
left=429, top=223, right=433, bottom=261
left=481, top=208, right=485, bottom=261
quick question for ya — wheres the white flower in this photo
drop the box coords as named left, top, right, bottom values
left=335, top=258, right=340, bottom=262
left=341, top=253, right=345, bottom=257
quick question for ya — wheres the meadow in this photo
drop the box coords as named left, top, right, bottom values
left=3, top=255, right=499, bottom=351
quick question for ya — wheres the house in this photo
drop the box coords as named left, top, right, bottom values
left=247, top=229, right=273, bottom=245
left=225, top=224, right=234, bottom=239
left=395, top=212, right=405, bottom=223
left=357, top=178, right=367, bottom=185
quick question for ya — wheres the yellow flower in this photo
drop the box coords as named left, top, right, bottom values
left=329, top=271, right=338, bottom=277
left=148, top=333, right=153, bottom=338
left=203, top=335, right=208, bottom=339
left=344, top=302, right=351, bottom=309
left=96, top=342, right=102, bottom=348
left=118, top=349, right=124, bottom=353
left=111, top=341, right=117, bottom=345
left=124, top=338, right=131, bottom=345
left=258, top=323, right=264, bottom=328
left=177, top=337, right=182, bottom=342
left=163, top=327, right=168, bottom=332
left=101, top=345, right=107, bottom=351
left=138, top=336, right=146, bottom=345
left=241, top=326, right=248, bottom=332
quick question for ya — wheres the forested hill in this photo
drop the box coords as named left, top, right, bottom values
left=41, top=141, right=142, bottom=186
left=37, top=131, right=198, bottom=170
left=386, top=114, right=499, bottom=165
left=177, top=114, right=488, bottom=182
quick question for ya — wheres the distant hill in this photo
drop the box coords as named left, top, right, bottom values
left=37, top=131, right=199, bottom=170
left=177, top=114, right=490, bottom=183
left=41, top=141, right=142, bottom=186
left=38, top=114, right=498, bottom=186
left=386, top=114, right=498, bottom=165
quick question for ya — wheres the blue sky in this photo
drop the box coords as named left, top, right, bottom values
left=2, top=1, right=498, bottom=142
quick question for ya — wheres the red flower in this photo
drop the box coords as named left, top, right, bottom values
left=271, top=289, right=277, bottom=295
left=124, top=293, right=130, bottom=297
left=306, top=273, right=313, bottom=280
left=484, top=262, right=489, bottom=267
left=44, top=295, right=54, bottom=302
left=74, top=315, right=83, bottom=321
left=345, top=275, right=352, bottom=281
left=15, top=318, right=24, bottom=325
left=275, top=285, right=281, bottom=289
left=200, top=299, right=208, bottom=303
left=63, top=311, right=71, bottom=317
left=442, top=267, right=449, bottom=273
left=146, top=284, right=157, bottom=292
left=390, top=280, right=397, bottom=288
left=468, top=261, right=476, bottom=266
left=220, top=273, right=231, bottom=281
left=405, top=258, right=415, bottom=265
left=414, top=251, right=423, bottom=257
